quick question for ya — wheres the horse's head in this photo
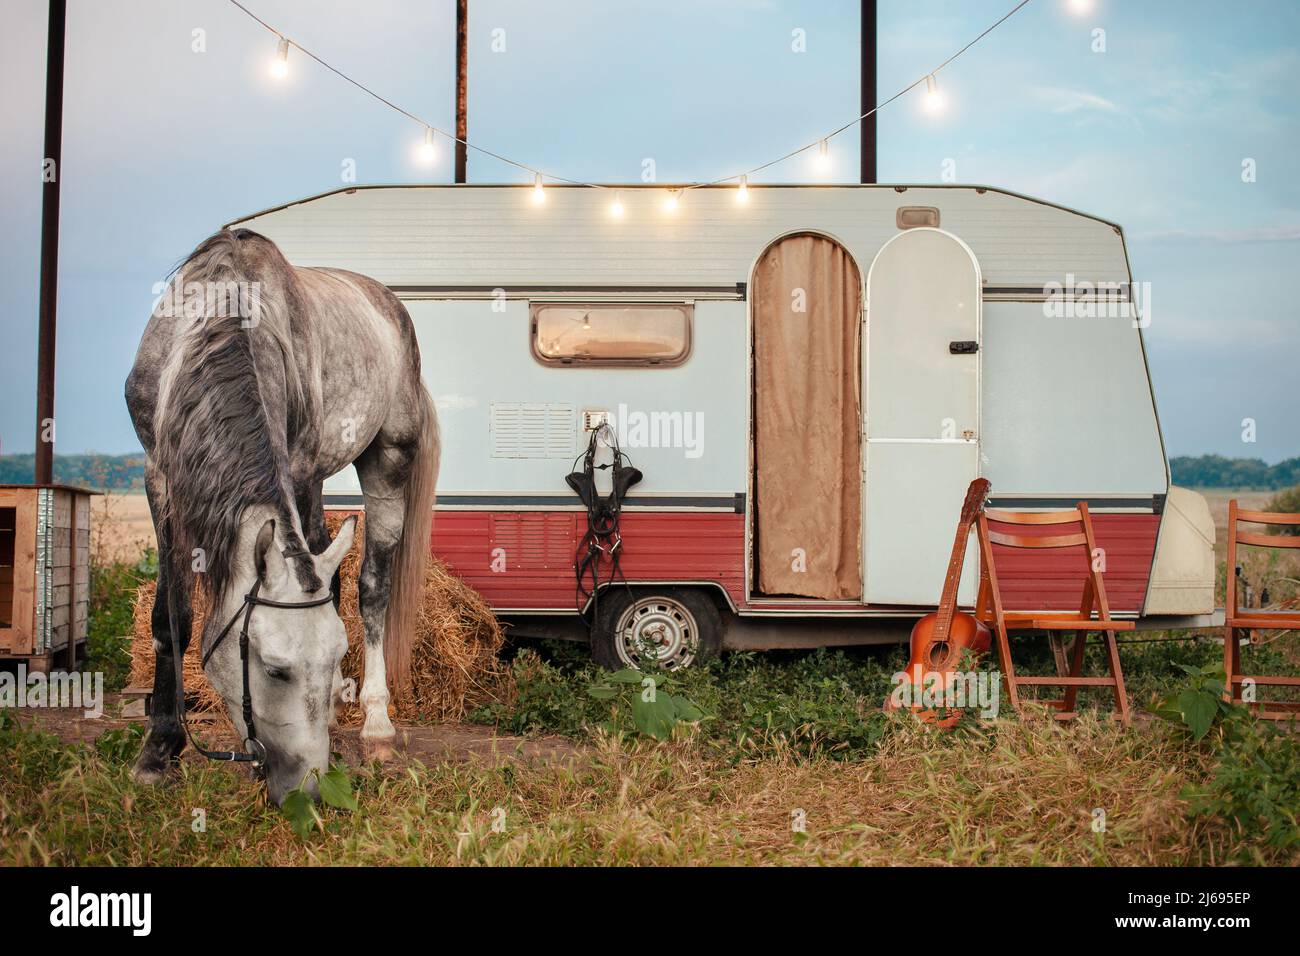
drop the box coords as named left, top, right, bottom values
left=205, top=515, right=356, bottom=805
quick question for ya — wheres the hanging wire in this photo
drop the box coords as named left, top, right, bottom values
left=227, top=0, right=1035, bottom=190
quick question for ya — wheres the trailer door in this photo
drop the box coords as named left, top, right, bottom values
left=751, top=233, right=863, bottom=600
left=863, top=228, right=982, bottom=606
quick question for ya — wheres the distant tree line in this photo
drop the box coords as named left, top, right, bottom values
left=0, top=453, right=146, bottom=491
left=1, top=451, right=1296, bottom=494
left=1170, top=455, right=1300, bottom=490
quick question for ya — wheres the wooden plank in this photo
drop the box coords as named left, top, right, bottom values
left=10, top=494, right=37, bottom=654
left=52, top=489, right=71, bottom=526
left=67, top=491, right=79, bottom=669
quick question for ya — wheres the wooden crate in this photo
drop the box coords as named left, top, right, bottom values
left=0, top=484, right=95, bottom=670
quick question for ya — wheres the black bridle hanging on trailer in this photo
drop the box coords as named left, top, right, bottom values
left=566, top=424, right=642, bottom=628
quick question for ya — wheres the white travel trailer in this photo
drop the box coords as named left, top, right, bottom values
left=228, top=183, right=1216, bottom=668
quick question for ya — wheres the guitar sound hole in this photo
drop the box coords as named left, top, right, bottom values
left=926, top=641, right=952, bottom=669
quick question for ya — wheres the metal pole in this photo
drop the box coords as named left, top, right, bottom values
left=860, top=0, right=877, bottom=184
left=35, top=0, right=66, bottom=485
left=454, top=0, right=467, bottom=183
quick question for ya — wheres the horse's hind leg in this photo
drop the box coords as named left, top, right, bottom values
left=132, top=466, right=193, bottom=784
left=353, top=444, right=408, bottom=760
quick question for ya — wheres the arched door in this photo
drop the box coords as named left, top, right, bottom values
left=863, top=228, right=982, bottom=605
left=751, top=233, right=863, bottom=600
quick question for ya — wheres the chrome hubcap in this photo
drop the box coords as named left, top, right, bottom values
left=614, top=597, right=699, bottom=670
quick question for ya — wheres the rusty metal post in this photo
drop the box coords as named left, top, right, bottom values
left=35, top=0, right=67, bottom=485
left=455, top=0, right=467, bottom=183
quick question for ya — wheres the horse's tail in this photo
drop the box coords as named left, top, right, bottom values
left=385, top=386, right=440, bottom=700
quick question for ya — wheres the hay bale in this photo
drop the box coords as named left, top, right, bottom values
left=130, top=513, right=508, bottom=725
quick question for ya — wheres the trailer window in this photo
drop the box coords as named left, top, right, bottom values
left=531, top=304, right=692, bottom=367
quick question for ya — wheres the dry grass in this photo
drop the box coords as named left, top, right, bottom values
left=4, top=713, right=1287, bottom=866
left=129, top=513, right=509, bottom=725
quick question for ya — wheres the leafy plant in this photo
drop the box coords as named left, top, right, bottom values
left=86, top=558, right=155, bottom=690
left=1182, top=718, right=1300, bottom=851
left=1148, top=663, right=1239, bottom=740
left=587, top=668, right=706, bottom=740
left=94, top=723, right=145, bottom=764
left=280, top=763, right=359, bottom=838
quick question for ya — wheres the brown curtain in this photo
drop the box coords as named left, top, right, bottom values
left=753, top=234, right=862, bottom=599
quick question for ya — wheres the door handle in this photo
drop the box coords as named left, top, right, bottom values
left=949, top=341, right=979, bottom=354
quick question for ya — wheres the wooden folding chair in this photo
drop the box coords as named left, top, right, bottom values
left=974, top=502, right=1133, bottom=724
left=1223, top=500, right=1300, bottom=720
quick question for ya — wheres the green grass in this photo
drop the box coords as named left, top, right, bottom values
left=4, top=631, right=1294, bottom=867
left=2, top=699, right=1294, bottom=866
left=85, top=551, right=156, bottom=691
left=13, top=557, right=1298, bottom=867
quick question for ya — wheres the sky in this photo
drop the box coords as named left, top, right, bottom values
left=1, top=0, right=1298, bottom=462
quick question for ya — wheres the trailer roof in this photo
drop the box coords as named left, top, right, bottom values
left=227, top=183, right=1132, bottom=291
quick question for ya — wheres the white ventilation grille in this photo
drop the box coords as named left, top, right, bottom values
left=490, top=402, right=577, bottom=458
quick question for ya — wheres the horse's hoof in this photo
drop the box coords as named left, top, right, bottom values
left=131, top=760, right=171, bottom=787
left=360, top=734, right=395, bottom=763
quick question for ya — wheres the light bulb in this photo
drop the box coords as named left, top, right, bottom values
left=610, top=191, right=625, bottom=217
left=664, top=190, right=680, bottom=212
left=418, top=128, right=437, bottom=165
left=532, top=173, right=546, bottom=204
left=924, top=74, right=944, bottom=113
left=270, top=37, right=289, bottom=80
left=1067, top=0, right=1094, bottom=14
left=815, top=139, right=831, bottom=172
left=737, top=175, right=749, bottom=203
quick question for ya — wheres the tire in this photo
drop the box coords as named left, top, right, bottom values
left=590, top=587, right=724, bottom=671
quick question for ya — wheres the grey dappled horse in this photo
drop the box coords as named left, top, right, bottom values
left=126, top=229, right=439, bottom=804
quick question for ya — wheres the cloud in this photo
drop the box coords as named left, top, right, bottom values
left=1027, top=86, right=1141, bottom=132
left=1132, top=226, right=1300, bottom=244
left=1032, top=86, right=1126, bottom=116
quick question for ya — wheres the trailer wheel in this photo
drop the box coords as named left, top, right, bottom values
left=591, top=588, right=723, bottom=671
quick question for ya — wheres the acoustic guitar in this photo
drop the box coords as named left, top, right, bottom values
left=886, top=478, right=992, bottom=726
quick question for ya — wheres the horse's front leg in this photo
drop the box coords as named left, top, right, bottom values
left=356, top=496, right=402, bottom=761
left=133, top=479, right=193, bottom=784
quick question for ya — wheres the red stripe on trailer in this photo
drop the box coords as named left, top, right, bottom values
left=988, top=514, right=1160, bottom=613
left=430, top=511, right=745, bottom=610
left=421, top=509, right=1158, bottom=615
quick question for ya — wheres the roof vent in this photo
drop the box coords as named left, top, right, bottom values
left=896, top=206, right=940, bottom=230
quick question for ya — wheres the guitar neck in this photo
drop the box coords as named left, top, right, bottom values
left=931, top=519, right=973, bottom=642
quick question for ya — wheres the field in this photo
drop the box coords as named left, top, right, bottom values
left=1, top=489, right=1297, bottom=866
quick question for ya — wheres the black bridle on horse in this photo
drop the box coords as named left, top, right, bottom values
left=170, top=548, right=333, bottom=769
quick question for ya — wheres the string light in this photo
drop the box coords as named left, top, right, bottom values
left=610, top=191, right=625, bottom=217
left=269, top=36, right=289, bottom=80
left=814, top=139, right=831, bottom=172
left=228, top=0, right=1034, bottom=194
left=924, top=74, right=944, bottom=113
left=663, top=189, right=681, bottom=213
left=1066, top=0, right=1094, bottom=13
left=417, top=127, right=437, bottom=165
left=736, top=175, right=749, bottom=203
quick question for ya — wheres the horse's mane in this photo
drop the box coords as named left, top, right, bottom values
left=153, top=229, right=317, bottom=600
